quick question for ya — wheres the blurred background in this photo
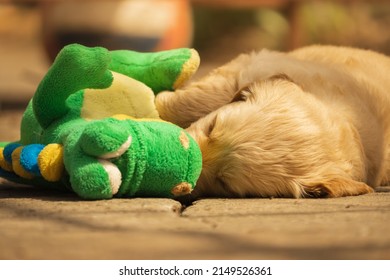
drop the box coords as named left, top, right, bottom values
left=0, top=0, right=390, bottom=140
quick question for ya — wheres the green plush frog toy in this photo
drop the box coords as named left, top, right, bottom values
left=0, top=44, right=202, bottom=200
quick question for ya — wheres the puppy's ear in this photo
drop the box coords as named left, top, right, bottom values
left=303, top=178, right=374, bottom=198
left=231, top=73, right=295, bottom=103
left=269, top=73, right=305, bottom=91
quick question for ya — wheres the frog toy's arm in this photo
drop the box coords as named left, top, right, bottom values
left=0, top=44, right=202, bottom=200
left=33, top=44, right=114, bottom=129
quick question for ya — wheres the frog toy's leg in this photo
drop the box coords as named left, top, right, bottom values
left=11, top=117, right=135, bottom=198
left=109, top=48, right=200, bottom=93
left=33, top=44, right=114, bottom=129
left=62, top=118, right=133, bottom=199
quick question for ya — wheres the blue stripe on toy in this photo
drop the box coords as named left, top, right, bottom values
left=20, top=144, right=45, bottom=175
left=3, top=142, right=22, bottom=163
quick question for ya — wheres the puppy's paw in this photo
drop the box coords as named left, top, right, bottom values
left=303, top=178, right=374, bottom=198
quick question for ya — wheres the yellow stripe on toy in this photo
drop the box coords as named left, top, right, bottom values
left=38, top=144, right=64, bottom=182
left=111, top=114, right=168, bottom=123
left=173, top=49, right=200, bottom=90
left=111, top=114, right=135, bottom=121
left=12, top=147, right=34, bottom=179
left=0, top=147, right=13, bottom=172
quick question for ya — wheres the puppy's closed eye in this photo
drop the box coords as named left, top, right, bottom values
left=268, top=73, right=294, bottom=83
left=231, top=85, right=252, bottom=103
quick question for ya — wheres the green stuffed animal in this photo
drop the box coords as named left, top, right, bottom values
left=0, top=44, right=202, bottom=200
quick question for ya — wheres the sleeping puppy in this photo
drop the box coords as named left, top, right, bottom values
left=156, top=45, right=390, bottom=199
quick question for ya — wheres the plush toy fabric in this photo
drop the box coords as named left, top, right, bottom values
left=0, top=44, right=202, bottom=200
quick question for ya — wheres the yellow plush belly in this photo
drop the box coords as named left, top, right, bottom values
left=81, top=71, right=160, bottom=120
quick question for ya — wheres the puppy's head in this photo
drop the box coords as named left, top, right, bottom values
left=186, top=74, right=313, bottom=199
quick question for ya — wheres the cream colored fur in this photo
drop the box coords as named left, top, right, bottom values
left=156, top=45, right=390, bottom=198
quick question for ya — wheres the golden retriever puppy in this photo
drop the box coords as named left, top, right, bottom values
left=156, top=45, right=390, bottom=199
